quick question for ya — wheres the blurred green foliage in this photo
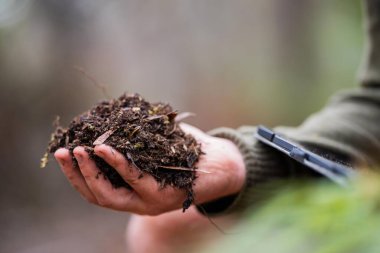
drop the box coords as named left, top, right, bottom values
left=241, top=0, right=363, bottom=127
left=0, top=1, right=369, bottom=252
left=204, top=174, right=380, bottom=253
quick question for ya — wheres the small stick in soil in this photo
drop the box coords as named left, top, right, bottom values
left=73, top=66, right=111, bottom=99
left=175, top=112, right=196, bottom=122
left=158, top=165, right=211, bottom=174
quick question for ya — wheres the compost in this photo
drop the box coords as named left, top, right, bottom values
left=45, top=93, right=202, bottom=211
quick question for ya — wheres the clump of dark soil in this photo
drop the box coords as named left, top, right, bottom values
left=44, top=93, right=202, bottom=211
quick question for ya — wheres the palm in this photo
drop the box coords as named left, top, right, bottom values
left=54, top=123, right=245, bottom=215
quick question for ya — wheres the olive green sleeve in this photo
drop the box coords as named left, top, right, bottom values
left=197, top=88, right=380, bottom=215
left=197, top=0, right=380, bottom=215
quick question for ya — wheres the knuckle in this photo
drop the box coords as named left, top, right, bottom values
left=82, top=173, right=93, bottom=181
left=97, top=195, right=112, bottom=207
left=143, top=201, right=167, bottom=216
left=113, top=159, right=124, bottom=170
left=67, top=173, right=76, bottom=181
left=86, top=196, right=97, bottom=205
left=72, top=183, right=81, bottom=191
left=128, top=177, right=140, bottom=185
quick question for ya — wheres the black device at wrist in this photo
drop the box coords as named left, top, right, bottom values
left=255, top=126, right=356, bottom=187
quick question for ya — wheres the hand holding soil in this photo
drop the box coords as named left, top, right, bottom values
left=46, top=93, right=245, bottom=215
left=54, top=123, right=246, bottom=215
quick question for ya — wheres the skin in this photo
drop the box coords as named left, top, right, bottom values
left=54, top=123, right=246, bottom=252
left=126, top=205, right=239, bottom=253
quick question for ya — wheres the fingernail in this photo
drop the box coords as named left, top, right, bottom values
left=96, top=149, right=104, bottom=156
left=75, top=154, right=83, bottom=164
left=57, top=158, right=65, bottom=167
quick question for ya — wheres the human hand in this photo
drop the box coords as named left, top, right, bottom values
left=126, top=205, right=237, bottom=253
left=54, top=123, right=246, bottom=215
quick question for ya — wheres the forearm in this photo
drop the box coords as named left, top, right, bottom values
left=281, top=0, right=380, bottom=167
left=277, top=87, right=380, bottom=169
left=198, top=0, right=380, bottom=215
left=200, top=86, right=380, bottom=215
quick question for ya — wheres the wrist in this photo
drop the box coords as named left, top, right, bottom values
left=219, top=137, right=246, bottom=196
left=193, top=135, right=246, bottom=205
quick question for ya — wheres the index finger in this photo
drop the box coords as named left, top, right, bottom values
left=94, top=144, right=158, bottom=195
left=54, top=148, right=98, bottom=204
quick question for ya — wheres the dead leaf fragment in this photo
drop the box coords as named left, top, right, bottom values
left=40, top=153, right=49, bottom=168
left=175, top=112, right=196, bottom=122
left=93, top=129, right=115, bottom=145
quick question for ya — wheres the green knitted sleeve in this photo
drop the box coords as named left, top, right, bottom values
left=197, top=0, right=380, bottom=215
left=197, top=87, right=380, bottom=215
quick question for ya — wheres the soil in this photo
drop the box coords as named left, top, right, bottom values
left=45, top=93, right=202, bottom=211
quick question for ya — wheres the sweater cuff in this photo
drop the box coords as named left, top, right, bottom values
left=196, top=126, right=292, bottom=216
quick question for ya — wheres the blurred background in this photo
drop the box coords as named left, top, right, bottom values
left=0, top=0, right=363, bottom=252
